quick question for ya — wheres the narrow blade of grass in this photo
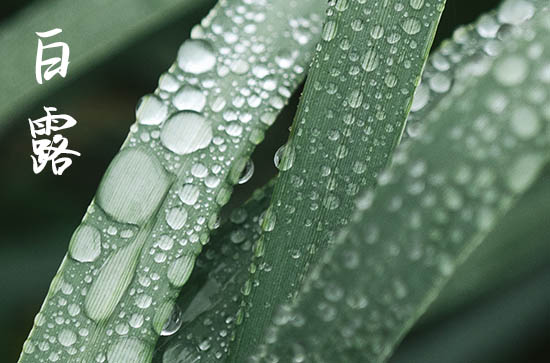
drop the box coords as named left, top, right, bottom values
left=0, top=0, right=211, bottom=131
left=229, top=0, right=447, bottom=361
left=17, top=0, right=323, bottom=362
left=406, top=0, right=548, bottom=138
left=262, top=8, right=550, bottom=362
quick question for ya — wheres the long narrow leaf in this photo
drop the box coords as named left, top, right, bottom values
left=262, top=8, right=550, bottom=362
left=229, top=0, right=447, bottom=361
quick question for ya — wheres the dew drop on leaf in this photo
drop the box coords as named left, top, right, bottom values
left=68, top=224, right=101, bottom=263
left=177, top=39, right=216, bottom=74
left=160, top=111, right=213, bottom=155
left=136, top=94, right=169, bottom=126
left=173, top=86, right=206, bottom=112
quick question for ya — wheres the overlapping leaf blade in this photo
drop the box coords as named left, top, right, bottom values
left=229, top=0, right=447, bottom=361
left=262, top=8, right=550, bottom=362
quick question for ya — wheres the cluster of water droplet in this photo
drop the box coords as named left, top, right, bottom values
left=258, top=4, right=550, bottom=362
left=406, top=0, right=542, bottom=137
left=20, top=0, right=323, bottom=362
left=157, top=185, right=272, bottom=362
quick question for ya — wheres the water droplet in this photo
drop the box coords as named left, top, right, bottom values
left=322, top=21, right=337, bottom=42
left=160, top=304, right=183, bottom=336
left=136, top=95, right=169, bottom=126
left=166, top=207, right=188, bottom=230
left=178, top=184, right=200, bottom=205
left=428, top=73, right=452, bottom=93
left=57, top=329, right=76, bottom=347
left=509, top=106, right=540, bottom=139
left=506, top=154, right=544, bottom=192
left=493, top=55, right=528, bottom=86
left=173, top=86, right=206, bottom=112
left=167, top=254, right=196, bottom=287
left=361, top=49, right=379, bottom=72
left=97, top=148, right=171, bottom=225
left=370, top=24, right=384, bottom=39
left=238, top=160, right=254, bottom=184
left=161, top=111, right=212, bottom=155
left=274, top=144, right=296, bottom=171
left=177, top=40, right=216, bottom=74
left=498, top=0, right=535, bottom=25
left=157, top=235, right=174, bottom=251
left=107, top=338, right=152, bottom=363
left=410, top=83, right=429, bottom=112
left=275, top=49, right=295, bottom=69
left=401, top=17, right=421, bottom=35
left=68, top=224, right=101, bottom=262
left=409, top=0, right=424, bottom=10
left=85, top=239, right=143, bottom=321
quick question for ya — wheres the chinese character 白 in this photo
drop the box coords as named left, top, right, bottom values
left=35, top=28, right=70, bottom=84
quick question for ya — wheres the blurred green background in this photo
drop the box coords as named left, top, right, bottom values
left=0, top=0, right=548, bottom=362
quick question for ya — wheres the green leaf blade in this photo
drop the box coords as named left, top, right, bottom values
left=229, top=0, right=447, bottom=361
left=263, top=8, right=550, bottom=363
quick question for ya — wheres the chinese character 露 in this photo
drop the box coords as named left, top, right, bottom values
left=29, top=107, right=80, bottom=175
left=35, top=28, right=70, bottom=84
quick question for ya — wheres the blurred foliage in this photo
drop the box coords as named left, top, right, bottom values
left=0, top=0, right=547, bottom=362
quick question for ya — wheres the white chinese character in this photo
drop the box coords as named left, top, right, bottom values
left=35, top=28, right=70, bottom=84
left=29, top=107, right=80, bottom=175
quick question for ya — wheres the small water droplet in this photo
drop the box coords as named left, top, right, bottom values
left=238, top=160, right=254, bottom=184
left=274, top=144, right=296, bottom=171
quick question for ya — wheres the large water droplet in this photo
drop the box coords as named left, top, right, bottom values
left=107, top=338, right=152, bottom=363
left=177, top=40, right=216, bottom=74
left=161, top=112, right=212, bottom=155
left=160, top=304, right=183, bottom=336
left=68, top=224, right=101, bottom=262
left=85, top=238, right=143, bottom=321
left=97, top=148, right=171, bottom=225
left=506, top=154, right=544, bottom=192
left=178, top=184, right=200, bottom=205
left=401, top=18, right=421, bottom=35
left=136, top=95, right=169, bottom=126
left=167, top=254, right=196, bottom=287
left=166, top=206, right=188, bottom=230
left=409, top=0, right=424, bottom=10
left=498, top=0, right=535, bottom=25
left=173, top=86, right=206, bottom=112
left=57, top=329, right=77, bottom=347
